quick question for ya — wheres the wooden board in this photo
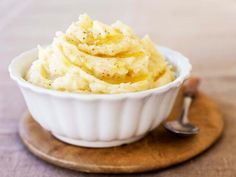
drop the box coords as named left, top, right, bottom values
left=19, top=91, right=223, bottom=174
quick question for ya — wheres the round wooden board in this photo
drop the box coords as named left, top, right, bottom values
left=19, top=91, right=223, bottom=174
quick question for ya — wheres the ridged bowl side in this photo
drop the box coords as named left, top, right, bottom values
left=21, top=86, right=179, bottom=142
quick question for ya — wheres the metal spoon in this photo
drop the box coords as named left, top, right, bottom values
left=164, top=78, right=200, bottom=135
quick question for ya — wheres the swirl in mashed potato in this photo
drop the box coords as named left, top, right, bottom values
left=26, top=14, right=175, bottom=94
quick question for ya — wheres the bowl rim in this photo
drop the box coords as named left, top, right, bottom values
left=8, top=46, right=192, bottom=100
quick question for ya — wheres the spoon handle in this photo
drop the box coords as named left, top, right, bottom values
left=183, top=77, right=200, bottom=98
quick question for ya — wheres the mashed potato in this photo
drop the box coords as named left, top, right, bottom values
left=26, top=14, right=175, bottom=94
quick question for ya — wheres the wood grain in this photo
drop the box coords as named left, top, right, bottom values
left=19, top=91, right=223, bottom=174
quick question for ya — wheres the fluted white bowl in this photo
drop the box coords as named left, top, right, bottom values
left=9, top=46, right=191, bottom=148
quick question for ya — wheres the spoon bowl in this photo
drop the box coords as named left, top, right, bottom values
left=164, top=120, right=199, bottom=135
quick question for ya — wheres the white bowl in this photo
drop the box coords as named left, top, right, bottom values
left=9, top=46, right=191, bottom=148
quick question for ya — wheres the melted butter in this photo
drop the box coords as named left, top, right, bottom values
left=100, top=74, right=148, bottom=84
left=40, top=65, right=49, bottom=79
left=94, top=34, right=123, bottom=45
left=154, top=68, right=166, bottom=81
